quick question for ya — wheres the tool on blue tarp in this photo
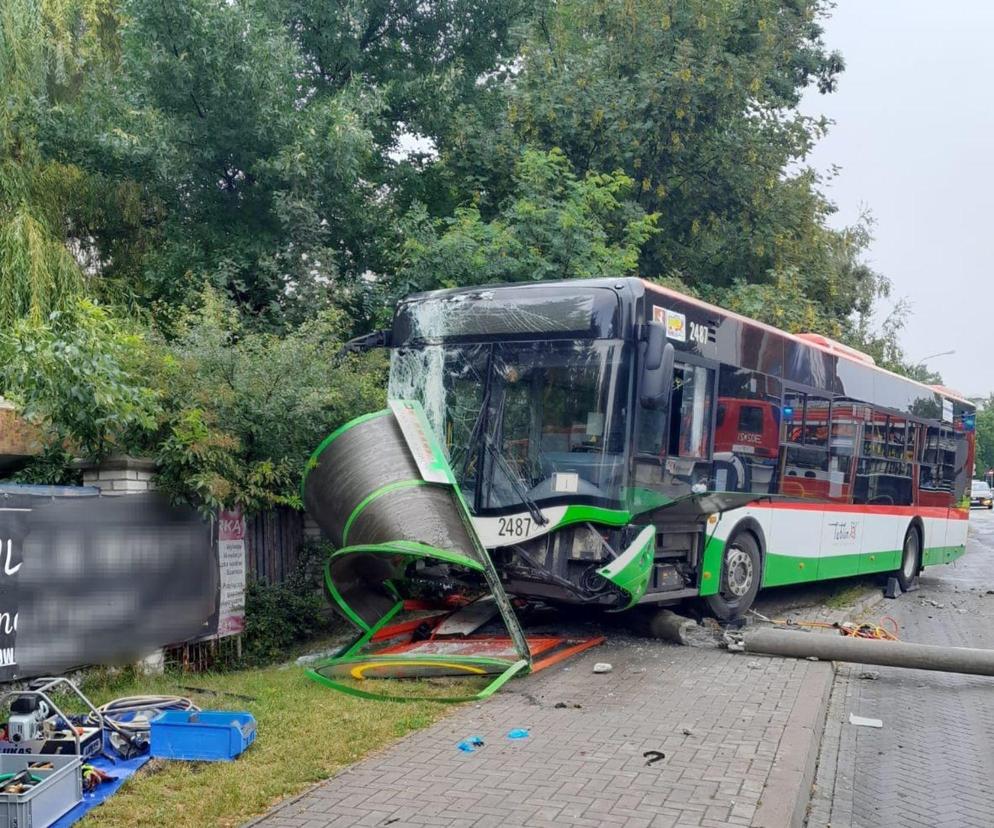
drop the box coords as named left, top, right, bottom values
left=0, top=677, right=105, bottom=758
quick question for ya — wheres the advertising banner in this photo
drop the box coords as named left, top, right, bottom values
left=217, top=508, right=247, bottom=637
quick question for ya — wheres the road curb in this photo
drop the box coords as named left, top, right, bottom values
left=846, top=586, right=886, bottom=621
left=752, top=660, right=834, bottom=828
left=749, top=584, right=886, bottom=827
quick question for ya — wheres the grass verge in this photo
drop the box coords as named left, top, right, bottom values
left=76, top=663, right=455, bottom=828
left=824, top=580, right=875, bottom=610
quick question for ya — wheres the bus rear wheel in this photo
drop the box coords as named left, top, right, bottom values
left=705, top=532, right=761, bottom=621
left=896, top=525, right=921, bottom=591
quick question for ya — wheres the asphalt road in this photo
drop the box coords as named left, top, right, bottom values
left=809, top=508, right=994, bottom=828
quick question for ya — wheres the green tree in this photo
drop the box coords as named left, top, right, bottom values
left=430, top=0, right=887, bottom=334
left=974, top=398, right=994, bottom=476
left=0, top=299, right=158, bottom=457
left=33, top=0, right=534, bottom=327
left=279, top=0, right=531, bottom=144
left=394, top=148, right=658, bottom=298
left=0, top=0, right=101, bottom=326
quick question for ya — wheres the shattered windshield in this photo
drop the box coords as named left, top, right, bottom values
left=392, top=287, right=620, bottom=343
left=390, top=341, right=630, bottom=513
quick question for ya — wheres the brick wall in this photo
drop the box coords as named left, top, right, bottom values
left=76, top=454, right=157, bottom=494
left=303, top=515, right=323, bottom=541
left=0, top=401, right=41, bottom=469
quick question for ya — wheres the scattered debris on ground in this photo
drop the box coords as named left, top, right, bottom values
left=849, top=713, right=883, bottom=728
left=592, top=662, right=613, bottom=673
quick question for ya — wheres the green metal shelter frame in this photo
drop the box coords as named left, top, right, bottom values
left=301, top=400, right=532, bottom=701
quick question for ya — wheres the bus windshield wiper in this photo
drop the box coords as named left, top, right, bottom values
left=459, top=350, right=496, bottom=512
left=487, top=389, right=548, bottom=527
left=457, top=350, right=547, bottom=526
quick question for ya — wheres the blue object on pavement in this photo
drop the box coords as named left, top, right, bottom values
left=506, top=729, right=529, bottom=740
left=456, top=736, right=485, bottom=752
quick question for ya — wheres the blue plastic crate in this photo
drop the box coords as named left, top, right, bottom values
left=150, top=710, right=256, bottom=761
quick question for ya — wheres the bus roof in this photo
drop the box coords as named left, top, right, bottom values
left=640, top=279, right=973, bottom=408
left=393, top=277, right=972, bottom=410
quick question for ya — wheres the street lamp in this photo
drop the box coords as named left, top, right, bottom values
left=914, top=349, right=955, bottom=367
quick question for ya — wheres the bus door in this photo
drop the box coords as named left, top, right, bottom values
left=773, top=387, right=831, bottom=585
left=665, top=357, right=718, bottom=493
left=632, top=354, right=717, bottom=504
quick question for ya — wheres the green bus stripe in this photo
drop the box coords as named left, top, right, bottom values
left=700, top=542, right=967, bottom=596
left=341, top=479, right=429, bottom=546
left=922, top=544, right=967, bottom=567
left=556, top=505, right=632, bottom=530
left=699, top=533, right=726, bottom=597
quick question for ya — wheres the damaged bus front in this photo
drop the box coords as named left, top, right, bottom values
left=384, top=279, right=733, bottom=615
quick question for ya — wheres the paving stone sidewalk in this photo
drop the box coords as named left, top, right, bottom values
left=249, top=637, right=831, bottom=828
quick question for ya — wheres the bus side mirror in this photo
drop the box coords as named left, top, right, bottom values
left=336, top=329, right=392, bottom=360
left=641, top=324, right=674, bottom=411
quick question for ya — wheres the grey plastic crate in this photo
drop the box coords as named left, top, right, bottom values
left=0, top=753, right=82, bottom=828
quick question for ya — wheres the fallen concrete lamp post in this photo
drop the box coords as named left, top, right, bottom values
left=730, top=627, right=994, bottom=678
left=644, top=609, right=701, bottom=645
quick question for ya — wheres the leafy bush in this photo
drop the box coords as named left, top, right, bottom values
left=142, top=290, right=387, bottom=514
left=240, top=541, right=336, bottom=666
left=0, top=299, right=159, bottom=458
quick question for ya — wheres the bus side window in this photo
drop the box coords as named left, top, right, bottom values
left=781, top=392, right=830, bottom=499
left=636, top=406, right=667, bottom=457
left=918, top=425, right=947, bottom=506
left=854, top=408, right=913, bottom=506
left=939, top=427, right=957, bottom=492
left=949, top=420, right=971, bottom=506
left=715, top=366, right=781, bottom=493
left=828, top=401, right=857, bottom=502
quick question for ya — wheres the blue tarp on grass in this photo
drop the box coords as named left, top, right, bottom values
left=51, top=752, right=151, bottom=828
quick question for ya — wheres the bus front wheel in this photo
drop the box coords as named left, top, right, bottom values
left=896, top=525, right=921, bottom=591
left=705, top=532, right=761, bottom=621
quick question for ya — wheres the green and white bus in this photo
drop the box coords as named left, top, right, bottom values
left=371, top=277, right=974, bottom=619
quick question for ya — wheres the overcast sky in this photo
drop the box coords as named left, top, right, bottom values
left=800, top=1, right=994, bottom=397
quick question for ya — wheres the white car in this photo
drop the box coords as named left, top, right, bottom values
left=971, top=480, right=993, bottom=509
